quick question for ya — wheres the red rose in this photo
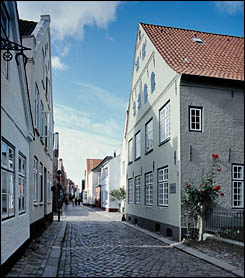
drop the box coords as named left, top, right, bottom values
left=212, top=154, right=215, bottom=159
left=213, top=185, right=221, bottom=191
left=215, top=154, right=219, bottom=159
left=187, top=184, right=191, bottom=188
left=217, top=168, right=221, bottom=172
left=200, top=189, right=202, bottom=192
left=220, top=193, right=224, bottom=197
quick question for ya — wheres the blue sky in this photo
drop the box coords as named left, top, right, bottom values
left=17, top=1, right=244, bottom=187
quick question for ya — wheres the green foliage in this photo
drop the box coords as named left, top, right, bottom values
left=110, top=188, right=126, bottom=202
left=182, top=154, right=224, bottom=220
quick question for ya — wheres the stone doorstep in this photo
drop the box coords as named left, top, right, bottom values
left=122, top=222, right=244, bottom=278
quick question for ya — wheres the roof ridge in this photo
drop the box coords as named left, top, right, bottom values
left=19, top=18, right=38, bottom=24
left=140, top=22, right=244, bottom=39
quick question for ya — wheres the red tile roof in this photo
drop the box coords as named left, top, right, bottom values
left=19, top=19, right=37, bottom=36
left=86, top=159, right=102, bottom=174
left=141, top=23, right=244, bottom=81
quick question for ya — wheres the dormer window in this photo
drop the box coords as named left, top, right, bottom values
left=193, top=37, right=205, bottom=44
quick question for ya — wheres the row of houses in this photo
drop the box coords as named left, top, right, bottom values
left=1, top=1, right=70, bottom=273
left=83, top=22, right=244, bottom=241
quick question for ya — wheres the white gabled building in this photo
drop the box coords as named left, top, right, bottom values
left=1, top=1, right=34, bottom=272
left=125, top=22, right=244, bottom=241
left=101, top=154, right=121, bottom=212
left=20, top=14, right=54, bottom=238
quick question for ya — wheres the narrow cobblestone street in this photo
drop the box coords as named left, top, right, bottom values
left=5, top=204, right=240, bottom=277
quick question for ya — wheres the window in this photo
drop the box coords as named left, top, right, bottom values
left=151, top=72, right=156, bottom=93
left=160, top=102, right=170, bottom=143
left=142, top=42, right=146, bottom=60
left=18, top=154, right=26, bottom=214
left=128, top=139, right=133, bottom=163
left=135, top=176, right=141, bottom=204
left=46, top=77, right=50, bottom=105
left=145, top=119, right=153, bottom=152
left=135, top=131, right=141, bottom=160
left=39, top=163, right=43, bottom=203
left=40, top=101, right=44, bottom=142
left=137, top=92, right=142, bottom=110
left=34, top=157, right=38, bottom=202
left=47, top=172, right=51, bottom=202
left=128, top=179, right=133, bottom=204
left=232, top=165, right=244, bottom=208
left=145, top=172, right=153, bottom=205
left=158, top=167, right=168, bottom=206
left=42, top=48, right=45, bottom=87
left=136, top=56, right=139, bottom=72
left=34, top=84, right=40, bottom=130
left=189, top=107, right=202, bottom=131
left=133, top=101, right=136, bottom=116
left=1, top=139, right=15, bottom=219
left=144, top=84, right=148, bottom=103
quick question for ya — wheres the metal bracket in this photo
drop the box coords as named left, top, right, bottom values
left=1, top=37, right=31, bottom=66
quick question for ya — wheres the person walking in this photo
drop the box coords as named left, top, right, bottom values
left=72, top=197, right=75, bottom=206
left=75, top=198, right=78, bottom=206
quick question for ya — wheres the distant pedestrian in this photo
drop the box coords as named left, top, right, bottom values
left=78, top=198, right=80, bottom=206
left=72, top=198, right=75, bottom=206
left=75, top=198, right=78, bottom=206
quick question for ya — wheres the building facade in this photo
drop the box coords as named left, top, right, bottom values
left=1, top=1, right=34, bottom=270
left=125, top=22, right=244, bottom=241
left=101, top=155, right=121, bottom=212
left=20, top=14, right=54, bottom=238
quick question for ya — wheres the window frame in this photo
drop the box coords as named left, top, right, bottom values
left=145, top=118, right=153, bottom=153
left=145, top=172, right=153, bottom=206
left=189, top=106, right=202, bottom=132
left=232, top=164, right=244, bottom=208
left=159, top=101, right=171, bottom=144
left=128, top=178, right=133, bottom=204
left=33, top=157, right=38, bottom=203
left=128, top=138, right=133, bottom=164
left=144, top=84, right=148, bottom=103
left=135, top=175, right=141, bottom=204
left=18, top=153, right=26, bottom=214
left=135, top=131, right=141, bottom=160
left=34, top=83, right=40, bottom=131
left=1, top=138, right=15, bottom=220
left=151, top=72, right=156, bottom=94
left=39, top=163, right=43, bottom=203
left=158, top=166, right=168, bottom=207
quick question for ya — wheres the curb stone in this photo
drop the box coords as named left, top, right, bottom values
left=121, top=221, right=243, bottom=278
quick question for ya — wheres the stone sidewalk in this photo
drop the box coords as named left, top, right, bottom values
left=4, top=205, right=244, bottom=277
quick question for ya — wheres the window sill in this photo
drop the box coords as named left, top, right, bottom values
left=39, top=202, right=44, bottom=206
left=159, top=137, right=170, bottom=147
left=145, top=205, right=153, bottom=208
left=33, top=202, right=38, bottom=207
left=19, top=211, right=26, bottom=216
left=145, top=149, right=153, bottom=155
left=134, top=157, right=141, bottom=162
left=158, top=205, right=168, bottom=208
left=189, top=129, right=202, bottom=132
left=128, top=161, right=133, bottom=166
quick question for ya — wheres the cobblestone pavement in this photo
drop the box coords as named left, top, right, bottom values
left=4, top=204, right=242, bottom=277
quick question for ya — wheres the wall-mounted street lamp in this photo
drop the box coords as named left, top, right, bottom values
left=1, top=38, right=31, bottom=66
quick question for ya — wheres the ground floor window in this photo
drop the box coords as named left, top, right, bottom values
left=232, top=164, right=244, bottom=208
left=18, top=153, right=26, bottom=214
left=158, top=167, right=168, bottom=206
left=1, top=139, right=15, bottom=219
left=34, top=157, right=38, bottom=202
left=135, top=176, right=141, bottom=204
left=145, top=172, right=153, bottom=205
left=128, top=178, right=133, bottom=204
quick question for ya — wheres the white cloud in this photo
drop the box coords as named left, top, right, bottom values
left=214, top=1, right=244, bottom=15
left=75, top=81, right=128, bottom=112
left=55, top=125, right=121, bottom=186
left=17, top=1, right=121, bottom=41
left=54, top=104, right=122, bottom=139
left=51, top=56, right=69, bottom=71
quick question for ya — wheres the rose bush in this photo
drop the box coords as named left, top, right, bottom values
left=182, top=154, right=224, bottom=240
